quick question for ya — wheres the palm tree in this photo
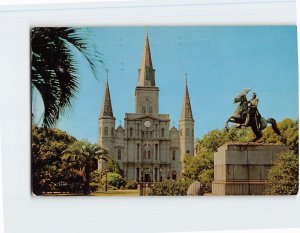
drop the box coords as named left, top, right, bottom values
left=31, top=27, right=103, bottom=128
left=62, top=140, right=108, bottom=195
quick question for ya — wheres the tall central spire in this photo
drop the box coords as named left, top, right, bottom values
left=180, top=77, right=194, bottom=121
left=137, top=33, right=156, bottom=87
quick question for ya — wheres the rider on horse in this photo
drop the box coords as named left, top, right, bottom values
left=225, top=89, right=280, bottom=141
left=244, top=92, right=261, bottom=128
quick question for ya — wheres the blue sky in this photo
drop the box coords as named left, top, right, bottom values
left=32, top=26, right=298, bottom=143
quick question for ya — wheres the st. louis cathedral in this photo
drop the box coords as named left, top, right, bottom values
left=98, top=33, right=194, bottom=182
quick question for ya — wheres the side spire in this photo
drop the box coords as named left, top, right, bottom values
left=137, top=33, right=155, bottom=87
left=180, top=74, right=194, bottom=121
left=100, top=72, right=114, bottom=118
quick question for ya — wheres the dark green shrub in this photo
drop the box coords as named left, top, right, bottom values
left=148, top=179, right=192, bottom=196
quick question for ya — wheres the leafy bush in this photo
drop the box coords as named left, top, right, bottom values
left=267, top=151, right=299, bottom=195
left=101, top=172, right=126, bottom=189
left=148, top=179, right=192, bottom=196
left=125, top=180, right=138, bottom=189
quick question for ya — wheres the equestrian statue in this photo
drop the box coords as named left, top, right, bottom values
left=225, top=89, right=281, bottom=141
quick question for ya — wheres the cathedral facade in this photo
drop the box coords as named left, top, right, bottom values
left=98, top=34, right=194, bottom=182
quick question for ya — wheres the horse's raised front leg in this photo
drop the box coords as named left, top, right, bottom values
left=225, top=115, right=235, bottom=131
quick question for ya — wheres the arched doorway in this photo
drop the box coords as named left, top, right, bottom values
left=142, top=168, right=152, bottom=182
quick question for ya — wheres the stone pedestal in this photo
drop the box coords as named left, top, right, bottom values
left=212, top=143, right=289, bottom=195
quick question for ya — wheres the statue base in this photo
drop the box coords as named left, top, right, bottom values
left=212, top=143, right=289, bottom=195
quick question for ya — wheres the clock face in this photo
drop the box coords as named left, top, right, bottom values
left=144, top=120, right=151, bottom=128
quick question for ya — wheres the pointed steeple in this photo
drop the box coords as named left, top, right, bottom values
left=180, top=76, right=194, bottom=121
left=137, top=33, right=156, bottom=87
left=100, top=78, right=114, bottom=118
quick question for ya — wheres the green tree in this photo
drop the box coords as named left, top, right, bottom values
left=101, top=172, right=126, bottom=189
left=31, top=27, right=103, bottom=128
left=106, top=158, right=123, bottom=175
left=32, top=126, right=77, bottom=195
left=267, top=151, right=299, bottom=195
left=182, top=151, right=214, bottom=193
left=258, top=118, right=298, bottom=153
left=62, top=140, right=108, bottom=194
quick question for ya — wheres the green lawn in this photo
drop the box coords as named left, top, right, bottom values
left=42, top=189, right=140, bottom=196
left=91, top=189, right=140, bottom=196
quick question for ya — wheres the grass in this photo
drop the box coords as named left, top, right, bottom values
left=91, top=189, right=140, bottom=196
left=41, top=189, right=140, bottom=196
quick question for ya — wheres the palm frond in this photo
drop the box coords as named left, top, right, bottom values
left=31, top=27, right=104, bottom=128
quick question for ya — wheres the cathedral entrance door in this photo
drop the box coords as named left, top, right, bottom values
left=144, top=174, right=151, bottom=182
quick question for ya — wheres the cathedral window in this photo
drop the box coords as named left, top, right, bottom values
left=117, top=150, right=121, bottom=160
left=143, top=150, right=147, bottom=159
left=130, top=127, right=133, bottom=137
left=149, top=106, right=153, bottom=114
left=161, top=128, right=165, bottom=138
left=104, top=127, right=108, bottom=136
left=142, top=106, right=146, bottom=114
left=186, top=128, right=190, bottom=136
left=137, top=144, right=140, bottom=160
left=155, top=144, right=158, bottom=160
left=172, top=151, right=176, bottom=160
left=148, top=150, right=151, bottom=160
left=137, top=123, right=140, bottom=137
left=111, top=127, right=114, bottom=136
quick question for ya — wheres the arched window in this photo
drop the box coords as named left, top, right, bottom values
left=130, top=127, right=133, bottom=137
left=111, top=127, right=114, bottom=136
left=186, top=128, right=190, bottom=136
left=143, top=150, right=147, bottom=159
left=161, top=128, right=165, bottom=138
left=142, top=106, right=146, bottom=114
left=137, top=123, right=140, bottom=137
left=137, top=144, right=140, bottom=160
left=148, top=150, right=151, bottom=160
left=117, top=150, right=121, bottom=160
left=149, top=106, right=153, bottom=114
left=146, top=67, right=151, bottom=80
left=172, top=151, right=176, bottom=160
left=104, top=127, right=108, bottom=136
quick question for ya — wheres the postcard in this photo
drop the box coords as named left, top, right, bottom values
left=31, top=26, right=298, bottom=196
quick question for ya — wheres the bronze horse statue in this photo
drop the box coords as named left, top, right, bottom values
left=225, top=89, right=280, bottom=141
